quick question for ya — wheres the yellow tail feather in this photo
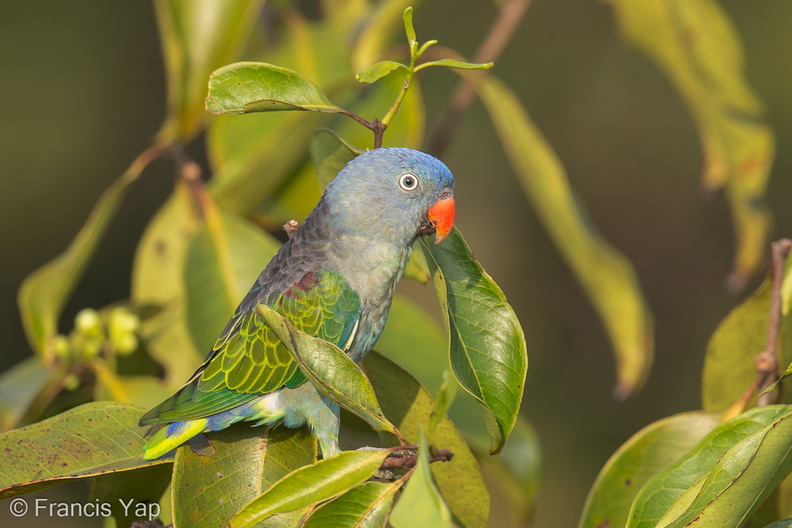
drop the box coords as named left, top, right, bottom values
left=142, top=419, right=208, bottom=460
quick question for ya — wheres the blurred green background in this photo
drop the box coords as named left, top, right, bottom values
left=2, top=1, right=792, bottom=526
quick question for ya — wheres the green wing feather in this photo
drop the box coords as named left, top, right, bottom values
left=140, top=270, right=361, bottom=425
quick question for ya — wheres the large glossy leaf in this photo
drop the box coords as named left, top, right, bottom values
left=18, top=150, right=157, bottom=362
left=478, top=76, right=653, bottom=398
left=154, top=0, right=265, bottom=142
left=390, top=429, right=452, bottom=528
left=230, top=449, right=391, bottom=528
left=131, top=182, right=203, bottom=385
left=172, top=424, right=316, bottom=528
left=302, top=481, right=402, bottom=528
left=655, top=406, right=792, bottom=528
left=365, top=352, right=490, bottom=528
left=606, top=0, right=774, bottom=288
left=0, top=402, right=171, bottom=499
left=702, top=279, right=771, bottom=411
left=206, top=62, right=342, bottom=115
left=256, top=305, right=398, bottom=436
left=627, top=406, right=792, bottom=528
left=420, top=227, right=527, bottom=454
left=0, top=356, right=52, bottom=431
left=578, top=411, right=720, bottom=528
left=183, top=193, right=280, bottom=352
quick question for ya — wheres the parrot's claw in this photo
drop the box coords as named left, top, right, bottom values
left=359, top=445, right=454, bottom=476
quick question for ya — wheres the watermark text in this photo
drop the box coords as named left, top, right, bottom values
left=8, top=497, right=160, bottom=520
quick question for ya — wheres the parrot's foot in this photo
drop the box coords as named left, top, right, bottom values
left=358, top=445, right=454, bottom=480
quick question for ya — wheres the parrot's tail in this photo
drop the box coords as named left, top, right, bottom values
left=140, top=393, right=288, bottom=459
left=142, top=419, right=208, bottom=460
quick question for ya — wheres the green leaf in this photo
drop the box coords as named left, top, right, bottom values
left=0, top=356, right=52, bottom=431
left=655, top=406, right=792, bottom=528
left=154, top=0, right=265, bottom=142
left=356, top=60, right=407, bottom=84
left=606, top=0, right=774, bottom=288
left=172, top=424, right=316, bottom=528
left=206, top=62, right=342, bottom=115
left=627, top=406, right=792, bottom=528
left=303, top=481, right=401, bottom=528
left=131, top=182, right=203, bottom=385
left=91, top=464, right=172, bottom=528
left=478, top=75, right=653, bottom=398
left=365, top=352, right=490, bottom=528
left=414, top=59, right=493, bottom=72
left=309, top=128, right=362, bottom=190
left=183, top=194, right=281, bottom=352
left=390, top=429, right=452, bottom=528
left=18, top=151, right=155, bottom=361
left=403, top=6, right=418, bottom=52
left=702, top=279, right=771, bottom=411
left=230, top=449, right=391, bottom=528
left=420, top=227, right=528, bottom=454
left=256, top=305, right=397, bottom=436
left=0, top=402, right=171, bottom=499
left=578, top=411, right=720, bottom=528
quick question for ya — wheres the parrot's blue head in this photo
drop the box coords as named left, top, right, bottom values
left=324, top=148, right=455, bottom=246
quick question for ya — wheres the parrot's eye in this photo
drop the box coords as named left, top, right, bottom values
left=398, top=173, right=419, bottom=191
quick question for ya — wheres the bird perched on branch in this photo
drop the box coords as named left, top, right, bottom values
left=140, top=147, right=455, bottom=459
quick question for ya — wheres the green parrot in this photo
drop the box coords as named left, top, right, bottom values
left=140, top=147, right=455, bottom=459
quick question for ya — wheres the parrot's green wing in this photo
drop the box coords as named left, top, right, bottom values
left=140, top=270, right=361, bottom=425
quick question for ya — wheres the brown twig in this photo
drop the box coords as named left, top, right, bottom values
left=166, top=145, right=208, bottom=220
left=428, top=0, right=532, bottom=157
left=337, top=109, right=387, bottom=149
left=755, top=239, right=792, bottom=405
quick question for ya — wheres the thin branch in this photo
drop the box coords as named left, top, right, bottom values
left=755, top=239, right=792, bottom=405
left=428, top=0, right=532, bottom=157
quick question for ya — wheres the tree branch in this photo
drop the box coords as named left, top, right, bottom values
left=755, top=239, right=792, bottom=405
left=428, top=0, right=532, bottom=157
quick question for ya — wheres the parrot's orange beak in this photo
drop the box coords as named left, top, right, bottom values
left=428, top=195, right=455, bottom=243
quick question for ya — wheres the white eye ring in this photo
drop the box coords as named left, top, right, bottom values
left=398, top=172, right=419, bottom=191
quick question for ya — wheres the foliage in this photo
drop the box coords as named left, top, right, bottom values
left=2, top=0, right=789, bottom=527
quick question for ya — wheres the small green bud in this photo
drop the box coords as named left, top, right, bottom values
left=108, top=307, right=140, bottom=355
left=75, top=308, right=103, bottom=338
left=63, top=374, right=80, bottom=391
left=53, top=335, right=71, bottom=360
left=115, top=334, right=138, bottom=356
left=78, top=337, right=102, bottom=359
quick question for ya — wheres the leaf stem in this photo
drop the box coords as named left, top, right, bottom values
left=380, top=56, right=416, bottom=130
